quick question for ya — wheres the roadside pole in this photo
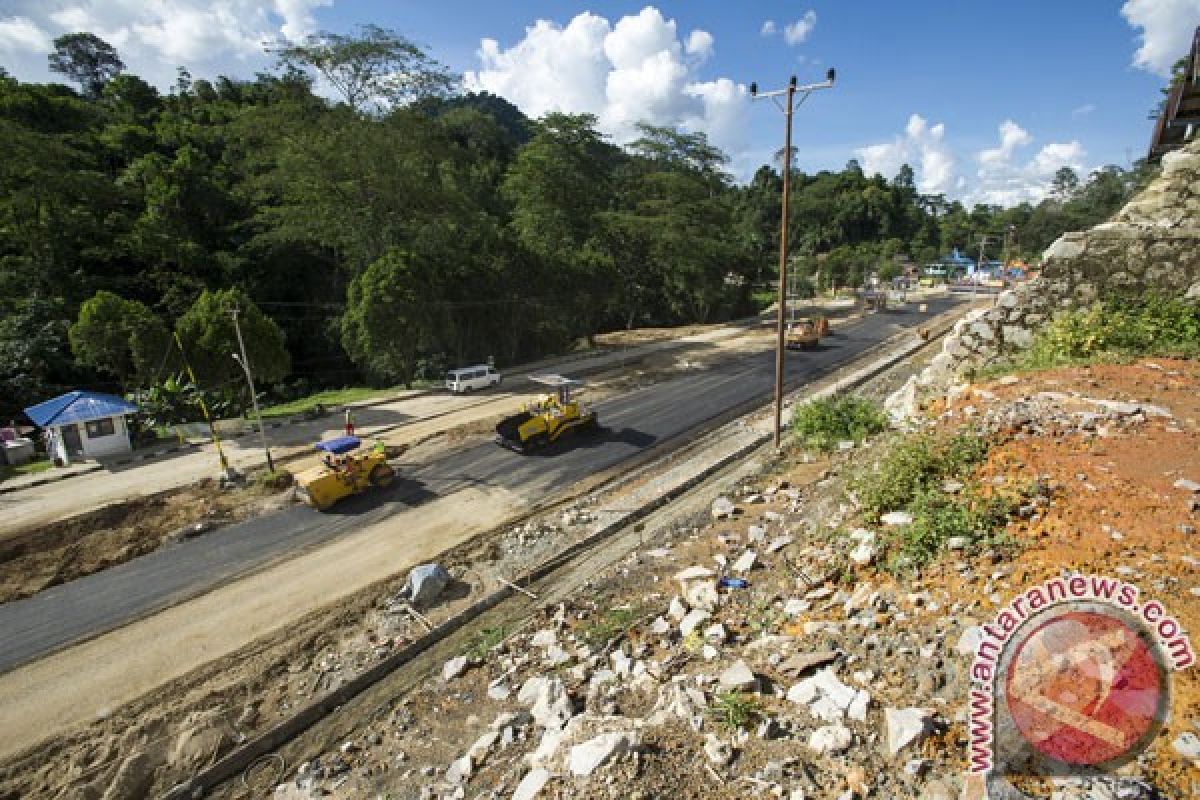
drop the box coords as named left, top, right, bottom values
left=229, top=307, right=275, bottom=473
left=750, top=68, right=837, bottom=449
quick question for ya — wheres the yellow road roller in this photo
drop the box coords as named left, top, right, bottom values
left=494, top=375, right=598, bottom=453
left=293, top=435, right=395, bottom=510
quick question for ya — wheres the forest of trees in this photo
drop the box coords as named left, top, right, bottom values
left=0, top=28, right=1156, bottom=420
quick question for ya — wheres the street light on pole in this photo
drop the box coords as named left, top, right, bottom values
left=229, top=307, right=275, bottom=473
left=750, top=67, right=837, bottom=450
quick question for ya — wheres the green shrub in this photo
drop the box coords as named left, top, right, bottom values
left=707, top=690, right=763, bottom=732
left=889, top=486, right=1017, bottom=569
left=854, top=433, right=989, bottom=518
left=1016, top=294, right=1200, bottom=370
left=792, top=394, right=888, bottom=452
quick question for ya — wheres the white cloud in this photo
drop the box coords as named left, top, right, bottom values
left=466, top=6, right=749, bottom=166
left=783, top=11, right=817, bottom=46
left=1072, top=103, right=1097, bottom=117
left=760, top=20, right=776, bottom=37
left=685, top=29, right=714, bottom=61
left=0, top=0, right=331, bottom=89
left=858, top=115, right=1088, bottom=206
left=974, top=120, right=1086, bottom=206
left=856, top=113, right=959, bottom=196
left=0, top=16, right=51, bottom=55
left=1121, top=0, right=1200, bottom=76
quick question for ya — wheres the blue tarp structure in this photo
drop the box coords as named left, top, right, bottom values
left=24, top=391, right=137, bottom=428
left=315, top=436, right=361, bottom=455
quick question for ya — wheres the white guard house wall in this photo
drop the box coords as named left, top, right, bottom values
left=76, top=414, right=132, bottom=459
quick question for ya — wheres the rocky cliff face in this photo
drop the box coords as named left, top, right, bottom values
left=888, top=138, right=1200, bottom=419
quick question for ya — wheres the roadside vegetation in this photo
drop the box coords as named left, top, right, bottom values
left=791, top=394, right=888, bottom=452
left=0, top=459, right=52, bottom=484
left=991, top=294, right=1200, bottom=374
left=853, top=431, right=1019, bottom=571
left=260, top=386, right=410, bottom=418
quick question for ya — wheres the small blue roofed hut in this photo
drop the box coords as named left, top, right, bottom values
left=24, top=391, right=138, bottom=465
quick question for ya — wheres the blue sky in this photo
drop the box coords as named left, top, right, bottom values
left=2, top=1, right=1197, bottom=204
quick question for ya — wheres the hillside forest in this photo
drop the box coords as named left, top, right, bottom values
left=0, top=28, right=1156, bottom=420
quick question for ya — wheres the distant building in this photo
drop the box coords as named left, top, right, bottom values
left=24, top=391, right=138, bottom=466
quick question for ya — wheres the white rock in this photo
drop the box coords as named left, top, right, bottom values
left=674, top=566, right=716, bottom=583
left=648, top=682, right=707, bottom=729
left=848, top=689, right=871, bottom=722
left=784, top=598, right=810, bottom=616
left=881, top=511, right=913, bottom=526
left=885, top=707, right=935, bottom=757
left=704, top=623, right=728, bottom=644
left=718, top=659, right=758, bottom=691
left=956, top=626, right=984, bottom=656
left=530, top=629, right=557, bottom=648
left=668, top=597, right=688, bottom=621
left=712, top=497, right=737, bottom=519
left=527, top=677, right=574, bottom=731
left=703, top=733, right=732, bottom=766
left=808, top=724, right=853, bottom=755
left=1174, top=479, right=1200, bottom=493
left=444, top=755, right=472, bottom=785
left=945, top=536, right=969, bottom=550
left=747, top=525, right=767, bottom=543
left=685, top=580, right=720, bottom=611
left=1172, top=731, right=1200, bottom=761
left=732, top=550, right=758, bottom=573
left=788, top=668, right=858, bottom=722
left=767, top=535, right=794, bottom=554
left=512, top=768, right=551, bottom=800
left=487, top=679, right=511, bottom=700
left=568, top=731, right=635, bottom=777
left=651, top=616, right=671, bottom=635
left=442, top=656, right=468, bottom=682
left=680, top=609, right=711, bottom=636
left=849, top=542, right=875, bottom=566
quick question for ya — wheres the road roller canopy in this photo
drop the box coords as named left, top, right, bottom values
left=315, top=435, right=361, bottom=454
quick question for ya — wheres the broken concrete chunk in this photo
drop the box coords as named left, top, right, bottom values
left=711, top=497, right=738, bottom=519
left=442, top=656, right=468, bottom=682
left=685, top=580, right=720, bottom=611
left=1174, top=478, right=1200, bottom=493
left=881, top=511, right=914, bottom=527
left=885, top=707, right=935, bottom=757
left=718, top=659, right=758, bottom=692
left=703, top=733, right=733, bottom=766
left=512, top=768, right=551, bottom=800
left=787, top=667, right=857, bottom=722
left=808, top=724, right=853, bottom=755
left=778, top=650, right=838, bottom=677
left=399, top=563, right=451, bottom=608
left=567, top=731, right=635, bottom=777
left=444, top=754, right=472, bottom=785
left=732, top=550, right=758, bottom=573
left=680, top=609, right=711, bottom=636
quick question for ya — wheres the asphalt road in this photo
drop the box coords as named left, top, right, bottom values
left=0, top=299, right=961, bottom=673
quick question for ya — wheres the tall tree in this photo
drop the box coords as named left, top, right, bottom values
left=69, top=291, right=171, bottom=388
left=272, top=25, right=454, bottom=112
left=175, top=289, right=290, bottom=388
left=48, top=33, right=125, bottom=99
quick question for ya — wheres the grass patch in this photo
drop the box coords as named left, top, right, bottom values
left=0, top=458, right=53, bottom=483
left=854, top=433, right=989, bottom=518
left=707, top=690, right=763, bottom=732
left=853, top=431, right=1020, bottom=571
left=261, top=387, right=410, bottom=418
left=792, top=394, right=888, bottom=452
left=984, top=294, right=1200, bottom=376
left=464, top=626, right=508, bottom=661
left=254, top=468, right=293, bottom=490
left=578, top=606, right=642, bottom=648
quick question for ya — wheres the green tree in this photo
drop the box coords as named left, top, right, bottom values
left=272, top=25, right=454, bottom=112
left=340, top=250, right=428, bottom=385
left=69, top=291, right=171, bottom=387
left=48, top=33, right=125, bottom=99
left=175, top=289, right=290, bottom=388
left=1050, top=166, right=1080, bottom=202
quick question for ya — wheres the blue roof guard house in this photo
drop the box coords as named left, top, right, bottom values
left=24, top=391, right=138, bottom=466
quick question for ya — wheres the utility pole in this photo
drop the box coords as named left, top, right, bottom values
left=229, top=306, right=275, bottom=473
left=751, top=68, right=836, bottom=450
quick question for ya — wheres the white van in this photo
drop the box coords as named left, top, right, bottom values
left=445, top=365, right=502, bottom=393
